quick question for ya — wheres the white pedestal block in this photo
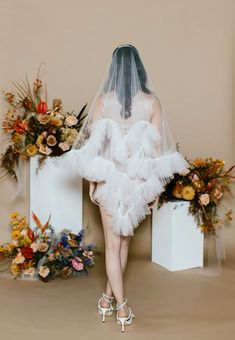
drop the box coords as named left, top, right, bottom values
left=30, top=155, right=83, bottom=233
left=152, top=201, right=204, bottom=271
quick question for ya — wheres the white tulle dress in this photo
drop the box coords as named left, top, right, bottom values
left=60, top=91, right=189, bottom=236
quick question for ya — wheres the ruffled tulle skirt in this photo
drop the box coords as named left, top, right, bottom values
left=54, top=118, right=189, bottom=236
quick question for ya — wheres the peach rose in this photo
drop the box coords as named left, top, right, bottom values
left=38, top=266, right=50, bottom=278
left=199, top=193, right=210, bottom=206
left=39, top=144, right=52, bottom=155
left=58, top=142, right=70, bottom=151
left=38, top=242, right=49, bottom=252
left=65, top=115, right=78, bottom=126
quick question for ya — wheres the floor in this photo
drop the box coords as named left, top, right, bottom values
left=0, top=255, right=235, bottom=340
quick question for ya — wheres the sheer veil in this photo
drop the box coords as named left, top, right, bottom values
left=72, top=44, right=178, bottom=159
left=55, top=44, right=190, bottom=236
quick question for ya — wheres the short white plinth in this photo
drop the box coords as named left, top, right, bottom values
left=152, top=201, right=204, bottom=271
left=30, top=155, right=83, bottom=233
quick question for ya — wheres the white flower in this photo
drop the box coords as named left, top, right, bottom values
left=30, top=242, right=39, bottom=252
left=12, top=240, right=19, bottom=247
left=14, top=253, right=25, bottom=264
left=20, top=229, right=27, bottom=236
left=24, top=267, right=36, bottom=278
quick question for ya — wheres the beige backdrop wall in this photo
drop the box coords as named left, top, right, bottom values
left=0, top=0, right=234, bottom=260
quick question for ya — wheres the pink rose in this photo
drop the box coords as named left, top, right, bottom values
left=71, top=257, right=84, bottom=271
left=199, top=193, right=210, bottom=206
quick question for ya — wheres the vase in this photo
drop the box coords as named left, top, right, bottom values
left=151, top=201, right=204, bottom=271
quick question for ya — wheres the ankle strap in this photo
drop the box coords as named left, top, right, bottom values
left=116, top=298, right=128, bottom=310
left=102, top=292, right=114, bottom=302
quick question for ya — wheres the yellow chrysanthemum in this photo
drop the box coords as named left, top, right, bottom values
left=10, top=212, right=19, bottom=220
left=12, top=230, right=20, bottom=240
left=26, top=144, right=38, bottom=156
left=181, top=185, right=196, bottom=200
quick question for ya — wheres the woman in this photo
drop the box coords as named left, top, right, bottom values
left=60, top=44, right=189, bottom=332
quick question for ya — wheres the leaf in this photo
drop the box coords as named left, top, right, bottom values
left=31, top=211, right=42, bottom=228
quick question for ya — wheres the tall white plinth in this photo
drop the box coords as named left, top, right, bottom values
left=152, top=201, right=204, bottom=271
left=30, top=155, right=83, bottom=233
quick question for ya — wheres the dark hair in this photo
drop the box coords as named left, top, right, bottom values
left=104, top=44, right=152, bottom=119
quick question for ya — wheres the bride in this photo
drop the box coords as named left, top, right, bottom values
left=60, top=44, right=189, bottom=332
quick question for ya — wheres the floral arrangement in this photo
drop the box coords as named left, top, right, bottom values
left=0, top=212, right=97, bottom=282
left=1, top=71, right=87, bottom=180
left=158, top=157, right=235, bottom=235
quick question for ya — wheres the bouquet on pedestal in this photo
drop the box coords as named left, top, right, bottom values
left=1, top=70, right=86, bottom=181
left=158, top=156, right=234, bottom=235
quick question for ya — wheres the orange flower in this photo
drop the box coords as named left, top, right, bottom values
left=37, top=101, right=48, bottom=114
left=13, top=118, right=28, bottom=133
left=50, top=117, right=63, bottom=127
left=191, top=158, right=206, bottom=168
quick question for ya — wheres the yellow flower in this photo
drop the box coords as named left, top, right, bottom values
left=12, top=230, right=20, bottom=240
left=18, top=218, right=28, bottom=229
left=50, top=117, right=63, bottom=127
left=10, top=263, right=20, bottom=276
left=192, top=180, right=205, bottom=192
left=191, top=158, right=206, bottom=168
left=12, top=133, right=23, bottom=143
left=36, top=134, right=44, bottom=146
left=26, top=144, right=38, bottom=156
left=10, top=212, right=19, bottom=219
left=181, top=185, right=195, bottom=200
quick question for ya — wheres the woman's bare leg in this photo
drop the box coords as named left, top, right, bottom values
left=99, top=203, right=130, bottom=316
left=105, top=235, right=130, bottom=297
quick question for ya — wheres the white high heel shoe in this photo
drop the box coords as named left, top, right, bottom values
left=116, top=298, right=135, bottom=332
left=97, top=292, right=115, bottom=322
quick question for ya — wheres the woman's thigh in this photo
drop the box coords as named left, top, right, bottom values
left=99, top=203, right=121, bottom=249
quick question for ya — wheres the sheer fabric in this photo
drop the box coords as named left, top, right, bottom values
left=57, top=44, right=190, bottom=236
